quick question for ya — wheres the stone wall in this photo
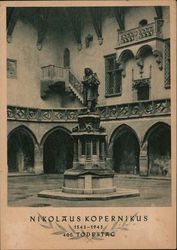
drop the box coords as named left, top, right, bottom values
left=7, top=7, right=170, bottom=109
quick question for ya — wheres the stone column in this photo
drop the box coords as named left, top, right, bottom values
left=78, top=138, right=81, bottom=158
left=34, top=144, right=43, bottom=174
left=106, top=141, right=114, bottom=169
left=17, top=148, right=24, bottom=172
left=139, top=141, right=148, bottom=176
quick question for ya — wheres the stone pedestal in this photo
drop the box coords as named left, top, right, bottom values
left=62, top=112, right=116, bottom=195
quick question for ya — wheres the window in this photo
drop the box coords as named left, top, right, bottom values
left=137, top=85, right=149, bottom=100
left=164, top=39, right=170, bottom=89
left=132, top=78, right=150, bottom=101
left=64, top=48, right=70, bottom=68
left=139, top=19, right=148, bottom=27
left=105, top=54, right=122, bottom=96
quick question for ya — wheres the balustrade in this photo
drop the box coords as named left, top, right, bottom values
left=7, top=99, right=170, bottom=122
left=118, top=19, right=163, bottom=47
left=41, top=65, right=66, bottom=82
left=69, top=71, right=83, bottom=96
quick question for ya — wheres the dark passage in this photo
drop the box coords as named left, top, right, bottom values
left=113, top=127, right=139, bottom=174
left=43, top=129, right=73, bottom=173
left=148, top=124, right=171, bottom=176
left=8, top=128, right=34, bottom=173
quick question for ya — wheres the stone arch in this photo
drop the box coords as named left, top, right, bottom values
left=40, top=126, right=72, bottom=147
left=117, top=49, right=134, bottom=77
left=143, top=122, right=171, bottom=176
left=64, top=48, right=70, bottom=68
left=118, top=49, right=134, bottom=62
left=8, top=125, right=38, bottom=173
left=136, top=44, right=153, bottom=60
left=41, top=126, right=74, bottom=174
left=8, top=125, right=38, bottom=146
left=109, top=124, right=140, bottom=174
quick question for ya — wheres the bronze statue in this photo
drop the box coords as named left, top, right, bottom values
left=82, top=68, right=100, bottom=112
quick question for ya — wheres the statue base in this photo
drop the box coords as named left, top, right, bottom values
left=38, top=188, right=140, bottom=201
left=63, top=167, right=116, bottom=194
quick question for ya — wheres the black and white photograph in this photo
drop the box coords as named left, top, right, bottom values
left=6, top=5, right=172, bottom=208
left=1, top=1, right=176, bottom=249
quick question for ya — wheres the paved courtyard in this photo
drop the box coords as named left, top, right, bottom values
left=8, top=174, right=171, bottom=207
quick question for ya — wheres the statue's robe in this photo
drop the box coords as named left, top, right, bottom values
left=82, top=73, right=99, bottom=107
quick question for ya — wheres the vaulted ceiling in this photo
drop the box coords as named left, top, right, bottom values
left=7, top=7, right=162, bottom=49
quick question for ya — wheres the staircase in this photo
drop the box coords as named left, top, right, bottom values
left=40, top=65, right=84, bottom=104
left=68, top=71, right=84, bottom=104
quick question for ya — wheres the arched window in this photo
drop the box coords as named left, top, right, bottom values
left=64, top=48, right=70, bottom=68
left=139, top=19, right=148, bottom=27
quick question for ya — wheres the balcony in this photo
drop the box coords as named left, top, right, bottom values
left=40, top=65, right=69, bottom=98
left=117, top=19, right=163, bottom=48
left=41, top=65, right=69, bottom=83
left=40, top=65, right=84, bottom=103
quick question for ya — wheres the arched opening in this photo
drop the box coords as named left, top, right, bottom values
left=136, top=44, right=153, bottom=59
left=8, top=127, right=35, bottom=173
left=118, top=49, right=134, bottom=63
left=112, top=125, right=140, bottom=174
left=64, top=48, right=70, bottom=68
left=139, top=19, right=148, bottom=27
left=43, top=129, right=73, bottom=174
left=147, top=123, right=171, bottom=176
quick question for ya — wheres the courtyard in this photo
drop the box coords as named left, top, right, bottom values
left=8, top=174, right=171, bottom=207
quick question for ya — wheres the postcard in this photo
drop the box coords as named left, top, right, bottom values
left=0, top=0, right=176, bottom=249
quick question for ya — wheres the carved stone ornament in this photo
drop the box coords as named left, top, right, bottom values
left=153, top=49, right=163, bottom=70
left=7, top=35, right=12, bottom=43
left=98, top=37, right=103, bottom=45
left=132, top=78, right=150, bottom=89
left=85, top=34, right=93, bottom=48
left=77, top=43, right=82, bottom=51
left=117, top=60, right=126, bottom=78
left=136, top=57, right=144, bottom=76
left=37, top=42, right=42, bottom=51
left=7, top=59, right=17, bottom=79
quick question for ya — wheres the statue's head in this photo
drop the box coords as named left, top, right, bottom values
left=84, top=68, right=93, bottom=76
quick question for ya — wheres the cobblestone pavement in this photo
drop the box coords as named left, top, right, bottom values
left=8, top=174, right=171, bottom=207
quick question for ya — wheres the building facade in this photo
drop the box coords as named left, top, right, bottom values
left=7, top=6, right=171, bottom=176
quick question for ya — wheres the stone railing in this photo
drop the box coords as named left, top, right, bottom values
left=41, top=65, right=68, bottom=82
left=7, top=99, right=170, bottom=122
left=69, top=71, right=83, bottom=96
left=118, top=19, right=163, bottom=48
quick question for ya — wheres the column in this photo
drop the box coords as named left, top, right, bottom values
left=34, top=144, right=43, bottom=174
left=17, top=148, right=24, bottom=172
left=139, top=141, right=148, bottom=176
left=106, top=141, right=114, bottom=169
left=78, top=138, right=81, bottom=158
